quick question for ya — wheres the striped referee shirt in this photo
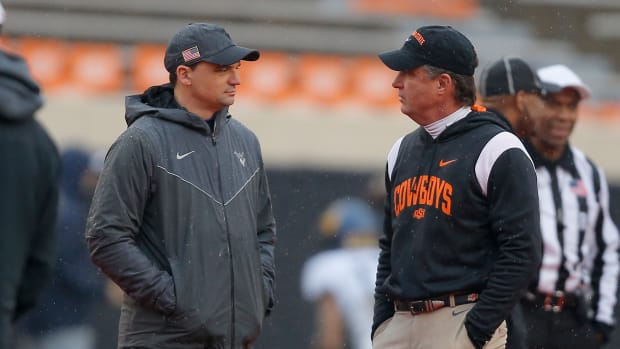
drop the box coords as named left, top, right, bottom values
left=525, top=141, right=620, bottom=325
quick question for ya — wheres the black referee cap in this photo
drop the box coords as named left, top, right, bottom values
left=478, top=56, right=557, bottom=97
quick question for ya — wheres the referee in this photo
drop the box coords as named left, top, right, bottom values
left=521, top=64, right=620, bottom=349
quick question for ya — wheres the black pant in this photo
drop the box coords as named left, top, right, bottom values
left=123, top=347, right=226, bottom=349
left=123, top=346, right=228, bottom=349
left=520, top=298, right=601, bottom=349
left=123, top=343, right=250, bottom=349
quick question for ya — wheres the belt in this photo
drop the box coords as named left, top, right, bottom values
left=394, top=293, right=479, bottom=315
left=523, top=291, right=580, bottom=312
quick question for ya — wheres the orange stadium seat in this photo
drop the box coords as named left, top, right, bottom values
left=583, top=101, right=620, bottom=122
left=353, top=0, right=479, bottom=18
left=597, top=102, right=620, bottom=122
left=0, top=36, right=19, bottom=55
left=18, top=37, right=70, bottom=93
left=296, top=54, right=353, bottom=106
left=130, top=44, right=168, bottom=93
left=350, top=56, right=399, bottom=109
left=64, top=42, right=124, bottom=94
left=238, top=51, right=296, bottom=104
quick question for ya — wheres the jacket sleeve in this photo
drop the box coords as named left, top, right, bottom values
left=589, top=167, right=620, bottom=327
left=465, top=148, right=542, bottom=348
left=256, top=159, right=276, bottom=316
left=85, top=128, right=175, bottom=315
left=372, top=168, right=395, bottom=339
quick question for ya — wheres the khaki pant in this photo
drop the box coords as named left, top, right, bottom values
left=372, top=303, right=507, bottom=349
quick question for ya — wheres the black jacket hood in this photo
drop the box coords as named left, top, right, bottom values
left=125, top=84, right=229, bottom=133
left=0, top=50, right=43, bottom=121
left=484, top=107, right=514, bottom=134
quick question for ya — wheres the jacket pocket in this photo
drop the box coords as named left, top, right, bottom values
left=165, top=258, right=202, bottom=331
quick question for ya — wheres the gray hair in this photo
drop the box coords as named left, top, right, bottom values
left=423, top=65, right=476, bottom=106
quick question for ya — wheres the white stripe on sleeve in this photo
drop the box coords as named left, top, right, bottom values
left=475, top=132, right=532, bottom=196
left=387, top=136, right=404, bottom=181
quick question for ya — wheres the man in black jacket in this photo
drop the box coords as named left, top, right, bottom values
left=478, top=56, right=550, bottom=349
left=371, top=25, right=542, bottom=349
left=0, top=2, right=61, bottom=347
left=86, top=23, right=276, bottom=349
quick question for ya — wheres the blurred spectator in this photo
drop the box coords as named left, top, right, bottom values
left=301, top=197, right=380, bottom=349
left=363, top=171, right=387, bottom=214
left=17, top=147, right=105, bottom=349
left=83, top=278, right=124, bottom=349
left=0, top=1, right=61, bottom=347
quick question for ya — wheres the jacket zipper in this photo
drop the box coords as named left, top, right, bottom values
left=211, top=120, right=217, bottom=145
left=211, top=120, right=236, bottom=348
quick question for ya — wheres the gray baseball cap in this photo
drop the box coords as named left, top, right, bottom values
left=164, top=23, right=259, bottom=73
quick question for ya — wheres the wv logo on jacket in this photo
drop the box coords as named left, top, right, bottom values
left=393, top=175, right=453, bottom=217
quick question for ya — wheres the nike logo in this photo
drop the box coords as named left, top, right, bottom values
left=176, top=151, right=195, bottom=160
left=452, top=309, right=468, bottom=316
left=439, top=159, right=457, bottom=167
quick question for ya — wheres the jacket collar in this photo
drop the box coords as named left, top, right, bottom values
left=524, top=140, right=574, bottom=172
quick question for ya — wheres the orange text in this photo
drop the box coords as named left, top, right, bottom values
left=393, top=175, right=453, bottom=217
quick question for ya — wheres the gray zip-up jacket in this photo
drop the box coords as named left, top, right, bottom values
left=86, top=84, right=276, bottom=349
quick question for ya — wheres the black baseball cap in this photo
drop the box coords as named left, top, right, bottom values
left=164, top=23, right=259, bottom=73
left=478, top=56, right=558, bottom=97
left=379, top=25, right=478, bottom=76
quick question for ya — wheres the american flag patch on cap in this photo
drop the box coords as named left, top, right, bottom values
left=182, top=46, right=201, bottom=62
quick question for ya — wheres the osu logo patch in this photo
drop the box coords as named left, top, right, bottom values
left=413, top=208, right=425, bottom=219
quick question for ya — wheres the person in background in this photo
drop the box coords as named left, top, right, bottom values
left=0, top=1, right=61, bottom=347
left=85, top=22, right=276, bottom=349
left=371, top=25, right=541, bottom=349
left=477, top=56, right=550, bottom=349
left=301, top=197, right=381, bottom=349
left=478, top=56, right=549, bottom=139
left=92, top=278, right=123, bottom=349
left=521, top=64, right=620, bottom=349
left=17, top=147, right=105, bottom=349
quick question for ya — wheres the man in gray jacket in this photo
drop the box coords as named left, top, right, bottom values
left=86, top=23, right=276, bottom=349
